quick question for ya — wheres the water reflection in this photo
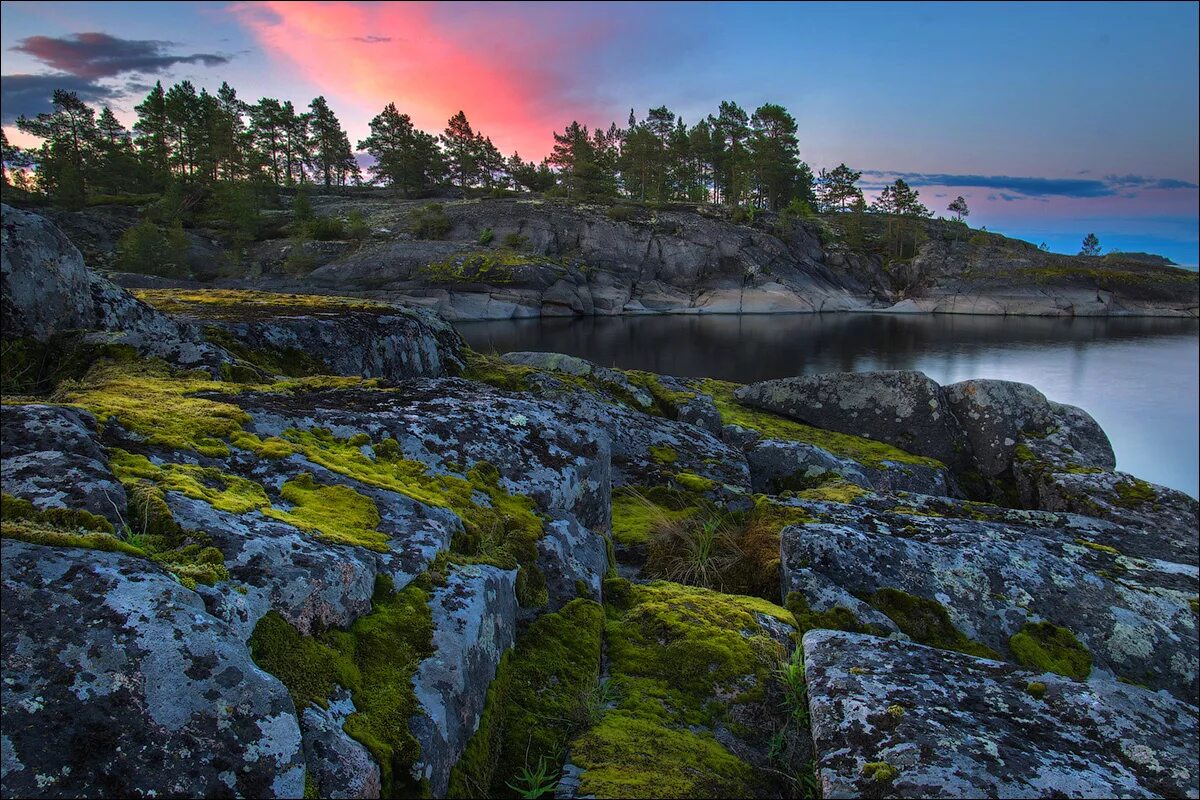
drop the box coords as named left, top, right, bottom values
left=458, top=314, right=1200, bottom=497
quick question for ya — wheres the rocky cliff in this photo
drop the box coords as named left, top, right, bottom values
left=2, top=204, right=1197, bottom=799
left=38, top=192, right=1200, bottom=319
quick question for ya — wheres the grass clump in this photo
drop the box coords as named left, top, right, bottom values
left=448, top=599, right=604, bottom=798
left=569, top=582, right=794, bottom=799
left=698, top=378, right=945, bottom=470
left=865, top=588, right=999, bottom=659
left=249, top=575, right=434, bottom=798
left=611, top=485, right=702, bottom=548
left=1009, top=622, right=1092, bottom=680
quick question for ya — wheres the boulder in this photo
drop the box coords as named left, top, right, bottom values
left=0, top=539, right=306, bottom=798
left=410, top=564, right=518, bottom=797
left=746, top=438, right=956, bottom=497
left=804, top=630, right=1199, bottom=799
left=734, top=371, right=970, bottom=469
left=0, top=404, right=128, bottom=527
left=2, top=204, right=228, bottom=373
left=944, top=379, right=1114, bottom=480
left=536, top=514, right=609, bottom=610
left=780, top=506, right=1198, bottom=701
left=2, top=203, right=100, bottom=337
left=301, top=688, right=382, bottom=800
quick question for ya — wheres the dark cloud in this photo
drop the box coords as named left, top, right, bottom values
left=0, top=73, right=118, bottom=124
left=862, top=170, right=1198, bottom=199
left=11, top=32, right=228, bottom=79
left=351, top=35, right=392, bottom=44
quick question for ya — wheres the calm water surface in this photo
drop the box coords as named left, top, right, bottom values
left=458, top=314, right=1200, bottom=497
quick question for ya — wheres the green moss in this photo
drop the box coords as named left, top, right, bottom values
left=793, top=480, right=869, bottom=504
left=786, top=591, right=881, bottom=637
left=1, top=491, right=113, bottom=533
left=419, top=249, right=564, bottom=284
left=1, top=334, right=139, bottom=396
left=672, top=471, right=716, bottom=492
left=1113, top=478, right=1157, bottom=508
left=610, top=485, right=702, bottom=547
left=1009, top=622, right=1092, bottom=680
left=570, top=582, right=793, bottom=799
left=448, top=599, right=604, bottom=798
left=249, top=576, right=433, bottom=798
left=1014, top=442, right=1037, bottom=463
left=697, top=378, right=944, bottom=470
left=1075, top=538, right=1121, bottom=556
left=1, top=488, right=227, bottom=589
left=620, top=370, right=698, bottom=417
left=862, top=761, right=899, bottom=783
left=264, top=474, right=388, bottom=551
left=865, top=588, right=999, bottom=659
left=282, top=429, right=546, bottom=605
left=886, top=703, right=905, bottom=718
left=60, top=359, right=251, bottom=458
left=462, top=350, right=537, bottom=392
left=648, top=445, right=678, bottom=465
left=133, top=288, right=391, bottom=320
left=1025, top=680, right=1048, bottom=699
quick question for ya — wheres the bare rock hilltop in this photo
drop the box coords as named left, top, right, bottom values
left=2, top=203, right=1198, bottom=799
left=36, top=191, right=1200, bottom=320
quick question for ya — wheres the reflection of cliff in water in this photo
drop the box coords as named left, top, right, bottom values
left=457, top=313, right=1200, bottom=383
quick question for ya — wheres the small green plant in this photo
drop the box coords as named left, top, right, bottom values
left=347, top=210, right=370, bottom=241
left=583, top=676, right=619, bottom=724
left=862, top=761, right=898, bottom=782
left=116, top=218, right=191, bottom=277
left=307, top=215, right=346, bottom=241
left=291, top=188, right=313, bottom=228
left=506, top=756, right=559, bottom=799
left=502, top=231, right=530, bottom=250
left=478, top=227, right=495, bottom=245
left=408, top=203, right=451, bottom=239
left=776, top=645, right=809, bottom=728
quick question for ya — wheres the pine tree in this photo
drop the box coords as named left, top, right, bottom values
left=164, top=81, right=201, bottom=178
left=16, top=90, right=98, bottom=206
left=134, top=82, right=170, bottom=189
left=249, top=98, right=284, bottom=185
left=711, top=101, right=750, bottom=206
left=1079, top=233, right=1101, bottom=256
left=307, top=96, right=354, bottom=188
left=748, top=103, right=801, bottom=211
left=442, top=110, right=478, bottom=188
left=818, top=163, right=863, bottom=212
left=358, top=103, right=444, bottom=194
left=948, top=195, right=970, bottom=222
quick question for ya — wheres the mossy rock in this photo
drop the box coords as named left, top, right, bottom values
left=864, top=588, right=999, bottom=660
left=249, top=575, right=433, bottom=797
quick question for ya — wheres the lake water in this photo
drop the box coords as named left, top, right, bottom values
left=458, top=313, right=1200, bottom=498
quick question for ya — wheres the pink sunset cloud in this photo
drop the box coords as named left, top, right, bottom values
left=230, top=1, right=615, bottom=159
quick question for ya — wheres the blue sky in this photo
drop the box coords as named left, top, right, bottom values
left=2, top=1, right=1197, bottom=264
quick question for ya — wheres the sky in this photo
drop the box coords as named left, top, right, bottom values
left=2, top=1, right=1197, bottom=265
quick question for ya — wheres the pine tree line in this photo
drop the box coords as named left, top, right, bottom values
left=2, top=79, right=922, bottom=220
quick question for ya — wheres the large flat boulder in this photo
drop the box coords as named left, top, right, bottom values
left=1, top=539, right=305, bottom=798
left=734, top=371, right=970, bottom=469
left=804, top=630, right=1199, bottom=799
